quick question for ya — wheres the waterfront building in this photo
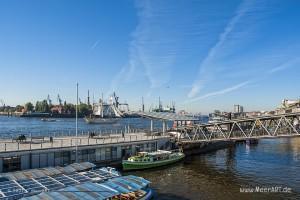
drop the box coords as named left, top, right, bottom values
left=275, top=98, right=300, bottom=114
left=234, top=104, right=244, bottom=113
left=0, top=134, right=169, bottom=173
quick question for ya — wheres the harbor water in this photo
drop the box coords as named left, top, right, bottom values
left=128, top=138, right=300, bottom=200
left=0, top=116, right=300, bottom=199
left=0, top=116, right=171, bottom=138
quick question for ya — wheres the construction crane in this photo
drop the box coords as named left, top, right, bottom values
left=112, top=92, right=119, bottom=108
left=112, top=92, right=129, bottom=112
left=47, top=95, right=52, bottom=106
left=57, top=94, right=62, bottom=106
left=142, top=96, right=144, bottom=112
left=0, top=99, right=5, bottom=108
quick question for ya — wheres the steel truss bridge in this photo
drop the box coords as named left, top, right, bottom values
left=175, top=112, right=300, bottom=143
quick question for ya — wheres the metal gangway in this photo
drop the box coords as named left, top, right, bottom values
left=175, top=112, right=300, bottom=143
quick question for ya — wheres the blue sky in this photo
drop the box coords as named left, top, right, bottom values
left=0, top=0, right=300, bottom=114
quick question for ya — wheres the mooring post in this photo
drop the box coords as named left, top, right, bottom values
left=162, top=120, right=166, bottom=135
left=150, top=119, right=153, bottom=133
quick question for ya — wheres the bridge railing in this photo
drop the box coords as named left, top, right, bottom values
left=175, top=114, right=300, bottom=142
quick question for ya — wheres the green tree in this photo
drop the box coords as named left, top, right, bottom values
left=41, top=100, right=50, bottom=112
left=35, top=101, right=41, bottom=112
left=15, top=105, right=24, bottom=112
left=64, top=103, right=75, bottom=114
left=24, top=102, right=34, bottom=112
left=35, top=100, right=50, bottom=113
left=79, top=103, right=91, bottom=116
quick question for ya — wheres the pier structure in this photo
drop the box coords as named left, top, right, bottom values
left=0, top=132, right=170, bottom=173
left=175, top=112, right=300, bottom=143
left=134, top=112, right=198, bottom=134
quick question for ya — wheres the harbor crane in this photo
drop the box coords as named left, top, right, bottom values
left=57, top=94, right=62, bottom=106
left=112, top=92, right=129, bottom=111
left=47, top=95, right=52, bottom=106
left=0, top=99, right=5, bottom=108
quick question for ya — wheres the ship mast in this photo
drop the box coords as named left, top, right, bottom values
left=101, top=93, right=104, bottom=118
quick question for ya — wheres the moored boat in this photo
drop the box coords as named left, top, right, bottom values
left=122, top=150, right=185, bottom=171
left=84, top=116, right=119, bottom=124
left=41, top=118, right=56, bottom=122
left=85, top=94, right=121, bottom=124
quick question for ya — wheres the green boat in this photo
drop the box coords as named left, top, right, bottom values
left=122, top=150, right=185, bottom=171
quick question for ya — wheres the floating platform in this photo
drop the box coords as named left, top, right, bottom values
left=0, top=133, right=170, bottom=173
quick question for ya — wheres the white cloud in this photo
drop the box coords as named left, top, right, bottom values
left=186, top=81, right=250, bottom=103
left=109, top=0, right=214, bottom=93
left=90, top=40, right=100, bottom=51
left=188, top=0, right=258, bottom=98
left=268, top=58, right=299, bottom=74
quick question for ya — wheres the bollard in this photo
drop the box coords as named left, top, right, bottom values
left=41, top=142, right=42, bottom=149
left=5, top=143, right=6, bottom=151
left=18, top=142, right=19, bottom=150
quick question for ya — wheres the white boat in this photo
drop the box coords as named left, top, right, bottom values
left=41, top=118, right=56, bottom=122
left=85, top=94, right=121, bottom=124
left=84, top=117, right=119, bottom=124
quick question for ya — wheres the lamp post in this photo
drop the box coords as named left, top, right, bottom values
left=76, top=83, right=78, bottom=163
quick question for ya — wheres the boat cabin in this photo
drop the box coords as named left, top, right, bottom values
left=129, top=150, right=172, bottom=162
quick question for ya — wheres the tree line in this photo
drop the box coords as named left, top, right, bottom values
left=0, top=100, right=92, bottom=116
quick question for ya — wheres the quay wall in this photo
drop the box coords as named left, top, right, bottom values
left=179, top=140, right=235, bottom=156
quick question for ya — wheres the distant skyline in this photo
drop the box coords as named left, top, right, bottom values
left=0, top=0, right=300, bottom=114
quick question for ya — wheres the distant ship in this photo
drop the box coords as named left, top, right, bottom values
left=151, top=97, right=175, bottom=113
left=85, top=93, right=125, bottom=124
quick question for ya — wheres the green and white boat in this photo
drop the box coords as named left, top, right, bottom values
left=122, top=150, right=185, bottom=171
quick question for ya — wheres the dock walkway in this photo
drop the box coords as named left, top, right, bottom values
left=0, top=133, right=169, bottom=153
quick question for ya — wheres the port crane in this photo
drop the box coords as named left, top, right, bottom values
left=0, top=99, right=5, bottom=107
left=0, top=99, right=5, bottom=111
left=112, top=92, right=129, bottom=112
left=47, top=95, right=52, bottom=106
left=57, top=94, right=62, bottom=106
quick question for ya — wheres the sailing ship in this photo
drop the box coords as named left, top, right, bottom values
left=84, top=93, right=124, bottom=124
left=122, top=150, right=185, bottom=171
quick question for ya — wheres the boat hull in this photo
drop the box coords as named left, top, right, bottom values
left=85, top=117, right=119, bottom=124
left=139, top=188, right=153, bottom=200
left=122, top=153, right=185, bottom=171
